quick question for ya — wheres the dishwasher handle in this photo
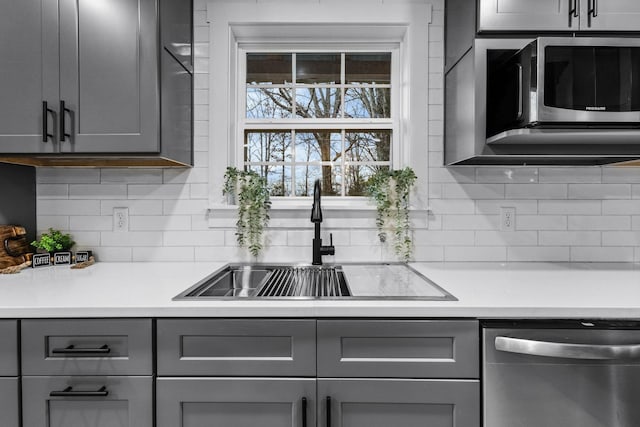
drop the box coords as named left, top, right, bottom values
left=495, top=336, right=640, bottom=360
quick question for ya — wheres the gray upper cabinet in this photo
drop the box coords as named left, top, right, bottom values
left=0, top=0, right=193, bottom=167
left=479, top=0, right=640, bottom=32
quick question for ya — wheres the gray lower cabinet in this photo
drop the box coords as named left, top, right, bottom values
left=318, top=379, right=480, bottom=427
left=0, top=378, right=19, bottom=427
left=0, top=320, right=19, bottom=427
left=22, top=376, right=152, bottom=427
left=156, top=378, right=316, bottom=427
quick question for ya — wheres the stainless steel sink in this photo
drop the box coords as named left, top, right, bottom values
left=173, top=263, right=457, bottom=301
left=173, top=264, right=350, bottom=299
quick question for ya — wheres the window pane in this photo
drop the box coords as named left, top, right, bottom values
left=245, top=131, right=292, bottom=162
left=247, top=53, right=292, bottom=84
left=247, top=87, right=293, bottom=119
left=296, top=53, right=340, bottom=84
left=345, top=130, right=391, bottom=162
left=248, top=165, right=292, bottom=197
left=345, top=165, right=389, bottom=196
left=345, top=53, right=391, bottom=84
left=345, top=87, right=390, bottom=118
left=295, top=131, right=341, bottom=163
left=296, top=88, right=341, bottom=118
left=295, top=165, right=341, bottom=196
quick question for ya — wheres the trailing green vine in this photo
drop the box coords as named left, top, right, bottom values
left=366, top=167, right=417, bottom=262
left=223, top=167, right=271, bottom=257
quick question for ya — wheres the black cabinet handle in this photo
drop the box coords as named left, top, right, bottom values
left=301, top=397, right=307, bottom=427
left=568, top=0, right=579, bottom=27
left=50, top=386, right=109, bottom=397
left=42, top=101, right=54, bottom=142
left=60, top=100, right=71, bottom=142
left=51, top=344, right=111, bottom=355
left=326, top=396, right=331, bottom=427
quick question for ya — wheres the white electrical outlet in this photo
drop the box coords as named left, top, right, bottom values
left=500, top=207, right=516, bottom=231
left=113, top=207, right=129, bottom=232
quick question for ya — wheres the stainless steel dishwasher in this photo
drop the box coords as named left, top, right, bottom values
left=483, top=320, right=640, bottom=427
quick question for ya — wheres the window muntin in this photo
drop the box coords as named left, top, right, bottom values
left=243, top=52, right=394, bottom=197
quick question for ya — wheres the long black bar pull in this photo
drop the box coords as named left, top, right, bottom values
left=326, top=396, right=331, bottom=427
left=301, top=397, right=307, bottom=427
left=60, top=100, right=71, bottom=141
left=50, top=385, right=109, bottom=397
left=42, top=101, right=54, bottom=142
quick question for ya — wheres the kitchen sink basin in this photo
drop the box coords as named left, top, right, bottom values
left=173, top=263, right=457, bottom=301
left=174, top=264, right=350, bottom=299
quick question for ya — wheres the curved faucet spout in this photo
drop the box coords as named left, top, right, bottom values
left=311, top=179, right=322, bottom=223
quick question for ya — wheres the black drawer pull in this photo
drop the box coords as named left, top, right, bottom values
left=51, top=344, right=111, bottom=355
left=50, top=386, right=109, bottom=397
left=326, top=396, right=331, bottom=427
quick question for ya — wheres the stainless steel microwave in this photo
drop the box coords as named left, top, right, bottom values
left=486, top=37, right=640, bottom=140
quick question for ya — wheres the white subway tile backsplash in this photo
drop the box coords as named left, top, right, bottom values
left=507, top=246, right=570, bottom=262
left=32, top=8, right=640, bottom=265
left=539, top=231, right=601, bottom=246
left=568, top=215, right=631, bottom=231
left=571, top=246, right=634, bottom=262
left=568, top=184, right=631, bottom=200
left=475, top=167, right=538, bottom=184
left=505, top=184, right=567, bottom=200
left=69, top=184, right=127, bottom=199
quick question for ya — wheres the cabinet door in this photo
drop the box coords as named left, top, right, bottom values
left=579, top=0, right=640, bottom=30
left=0, top=0, right=59, bottom=153
left=0, top=378, right=19, bottom=427
left=0, top=320, right=18, bottom=376
left=478, top=0, right=573, bottom=32
left=57, top=0, right=159, bottom=153
left=318, top=379, right=479, bottom=427
left=22, top=376, right=152, bottom=427
left=157, top=378, right=316, bottom=427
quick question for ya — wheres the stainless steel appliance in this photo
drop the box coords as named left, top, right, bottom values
left=487, top=37, right=640, bottom=141
left=483, top=320, right=640, bottom=427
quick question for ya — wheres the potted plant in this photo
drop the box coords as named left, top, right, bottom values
left=223, top=167, right=272, bottom=258
left=365, top=167, right=417, bottom=262
left=31, top=228, right=75, bottom=254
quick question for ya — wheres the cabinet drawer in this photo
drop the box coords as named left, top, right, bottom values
left=22, top=376, right=152, bottom=427
left=317, top=320, right=479, bottom=378
left=0, top=320, right=18, bottom=376
left=22, top=319, right=152, bottom=375
left=157, top=319, right=316, bottom=376
left=0, top=377, right=19, bottom=427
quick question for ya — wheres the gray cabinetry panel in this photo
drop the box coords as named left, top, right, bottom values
left=58, top=0, right=158, bottom=153
left=22, top=319, right=152, bottom=375
left=0, top=320, right=18, bottom=376
left=0, top=377, right=19, bottom=427
left=0, top=0, right=58, bottom=153
left=479, top=0, right=571, bottom=31
left=22, top=376, right=152, bottom=427
left=157, top=319, right=316, bottom=376
left=579, top=0, right=640, bottom=31
left=157, top=378, right=315, bottom=427
left=317, top=320, right=478, bottom=378
left=318, top=378, right=479, bottom=427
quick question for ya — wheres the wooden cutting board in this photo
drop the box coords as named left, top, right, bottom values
left=0, top=225, right=33, bottom=269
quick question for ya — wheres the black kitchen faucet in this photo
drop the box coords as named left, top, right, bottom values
left=311, top=179, right=335, bottom=265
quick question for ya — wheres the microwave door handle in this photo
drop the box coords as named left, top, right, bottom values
left=516, top=64, right=523, bottom=121
left=495, top=336, right=640, bottom=360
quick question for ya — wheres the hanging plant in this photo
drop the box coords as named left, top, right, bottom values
left=223, top=167, right=271, bottom=257
left=365, top=167, right=417, bottom=262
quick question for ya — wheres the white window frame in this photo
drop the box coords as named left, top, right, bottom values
left=238, top=46, right=399, bottom=199
left=207, top=0, right=432, bottom=210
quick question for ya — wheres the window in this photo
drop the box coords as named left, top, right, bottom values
left=240, top=51, right=396, bottom=197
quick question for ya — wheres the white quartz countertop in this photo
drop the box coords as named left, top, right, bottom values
left=1, top=261, right=640, bottom=318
